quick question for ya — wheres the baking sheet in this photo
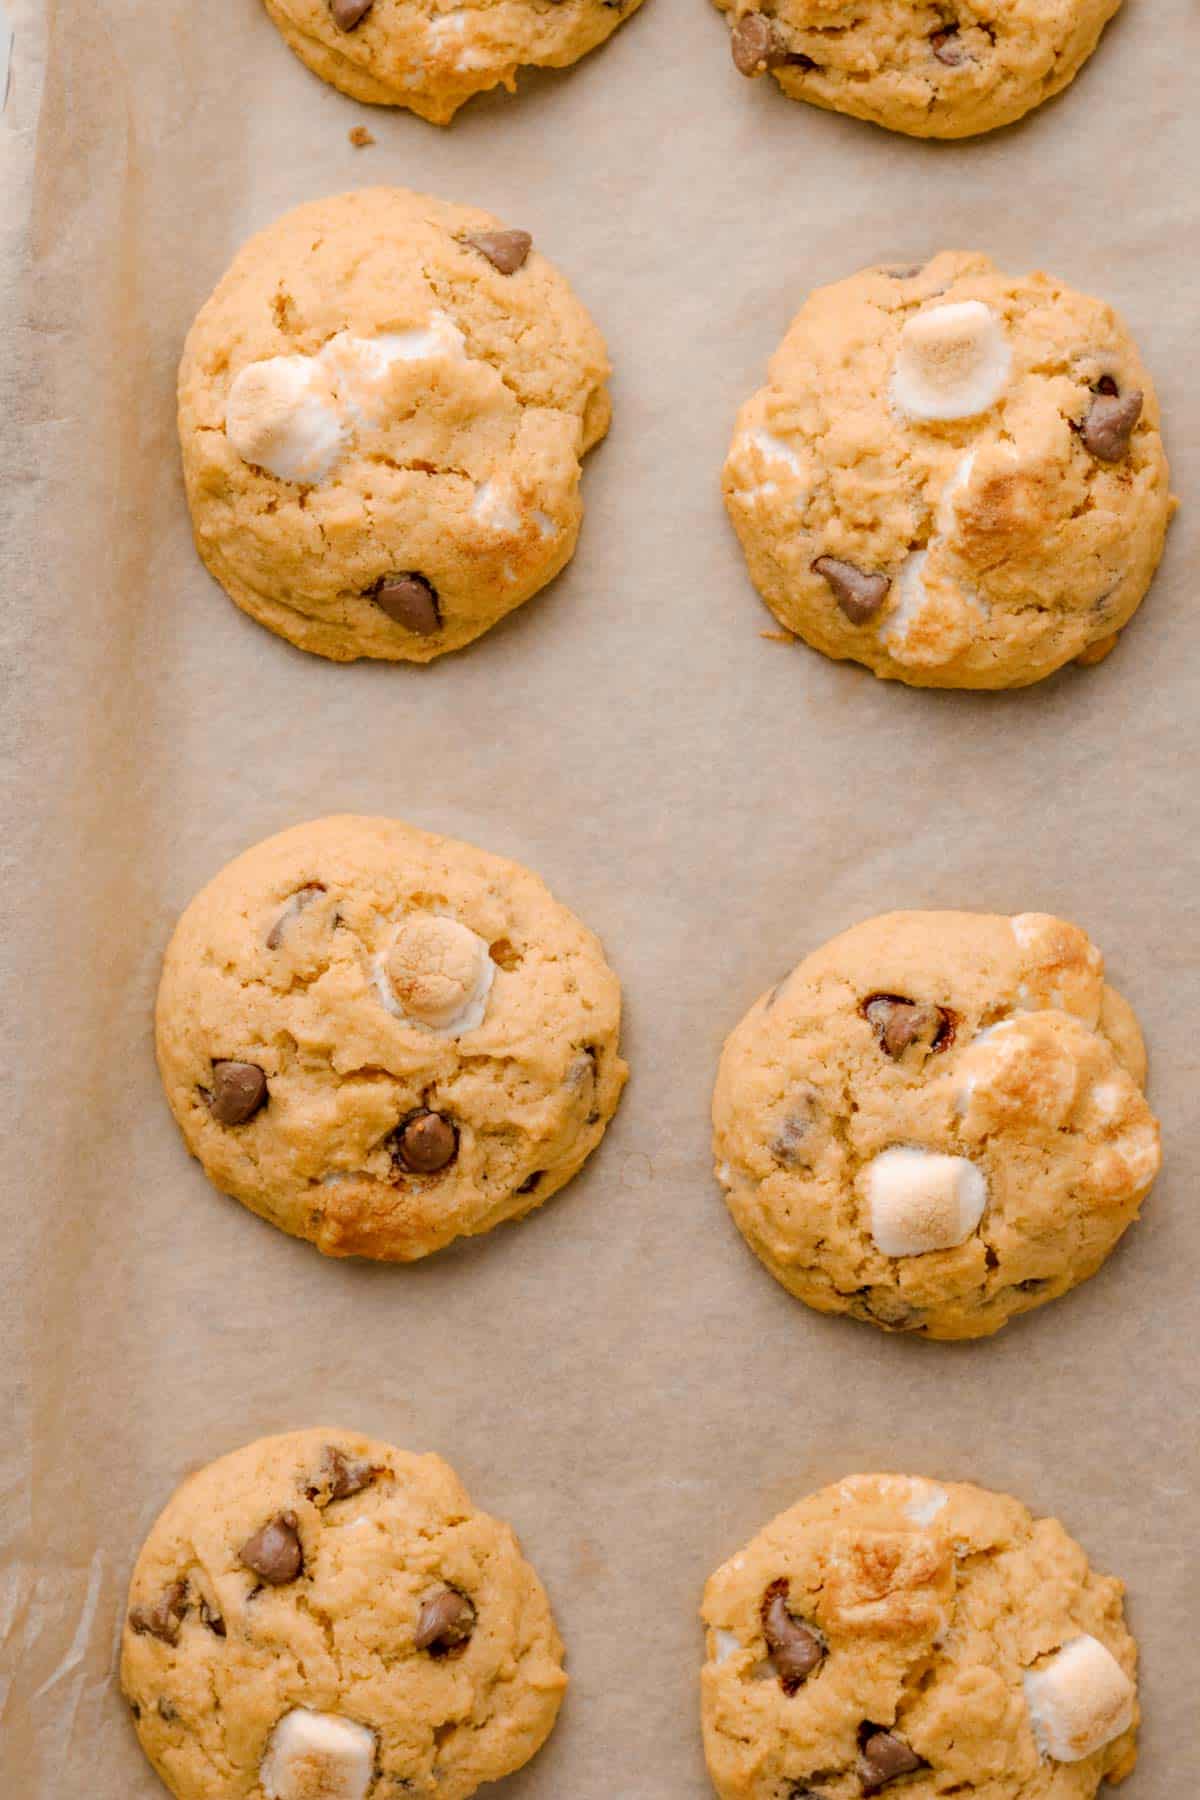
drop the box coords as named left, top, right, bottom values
left=2, top=0, right=1199, bottom=1789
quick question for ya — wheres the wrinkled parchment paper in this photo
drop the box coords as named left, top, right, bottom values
left=2, top=0, right=1198, bottom=1789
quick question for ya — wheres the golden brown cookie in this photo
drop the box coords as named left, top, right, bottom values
left=723, top=253, right=1171, bottom=689
left=719, top=0, right=1121, bottom=138
left=712, top=911, right=1160, bottom=1338
left=156, top=816, right=626, bottom=1261
left=121, top=1429, right=567, bottom=1800
left=702, top=1473, right=1138, bottom=1799
left=179, top=189, right=610, bottom=662
left=264, top=0, right=644, bottom=125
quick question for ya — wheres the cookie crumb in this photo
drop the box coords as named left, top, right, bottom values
left=761, top=629, right=796, bottom=644
left=348, top=126, right=375, bottom=147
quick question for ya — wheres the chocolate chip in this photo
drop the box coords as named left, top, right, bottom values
left=771, top=1093, right=819, bottom=1167
left=930, top=26, right=967, bottom=63
left=238, top=1512, right=303, bottom=1585
left=857, top=1728, right=924, bottom=1793
left=372, top=573, right=440, bottom=634
left=330, top=0, right=373, bottom=27
left=208, top=1060, right=268, bottom=1126
left=516, top=1171, right=543, bottom=1194
left=1081, top=388, right=1143, bottom=462
left=464, top=230, right=533, bottom=275
left=731, top=12, right=788, bottom=75
left=862, top=994, right=952, bottom=1061
left=157, top=1698, right=179, bottom=1722
left=324, top=1446, right=376, bottom=1502
left=390, top=1110, right=459, bottom=1175
left=128, top=1580, right=188, bottom=1646
left=266, top=883, right=325, bottom=949
left=199, top=1598, right=226, bottom=1637
left=812, top=556, right=890, bottom=625
left=414, top=1586, right=476, bottom=1655
left=761, top=1579, right=825, bottom=1692
left=885, top=265, right=924, bottom=280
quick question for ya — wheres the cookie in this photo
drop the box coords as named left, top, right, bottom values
left=155, top=815, right=626, bottom=1260
left=179, top=189, right=610, bottom=662
left=723, top=253, right=1171, bottom=689
left=701, top=1473, right=1138, bottom=1800
left=121, top=1428, right=566, bottom=1800
left=263, top=0, right=643, bottom=124
left=719, top=0, right=1121, bottom=137
left=712, top=910, right=1159, bottom=1339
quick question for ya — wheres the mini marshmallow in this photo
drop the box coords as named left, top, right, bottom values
left=225, top=356, right=345, bottom=484
left=713, top=1628, right=741, bottom=1665
left=260, top=1709, right=376, bottom=1800
left=904, top=1481, right=949, bottom=1526
left=471, top=479, right=523, bottom=534
left=1022, top=1635, right=1135, bottom=1763
left=882, top=549, right=930, bottom=651
left=934, top=449, right=977, bottom=535
left=739, top=427, right=806, bottom=477
left=892, top=300, right=1011, bottom=422
left=866, top=1146, right=988, bottom=1257
left=374, top=913, right=494, bottom=1033
left=226, top=316, right=467, bottom=480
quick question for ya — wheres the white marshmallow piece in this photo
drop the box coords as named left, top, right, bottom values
left=373, top=913, right=494, bottom=1034
left=260, top=1709, right=376, bottom=1800
left=713, top=1628, right=741, bottom=1666
left=471, top=479, right=523, bottom=534
left=1023, top=1636, right=1135, bottom=1763
left=866, top=1146, right=988, bottom=1257
left=225, top=356, right=346, bottom=484
left=892, top=301, right=1011, bottom=422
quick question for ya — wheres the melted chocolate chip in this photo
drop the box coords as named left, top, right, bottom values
left=323, top=1445, right=376, bottom=1502
left=157, top=1697, right=179, bottom=1722
left=761, top=1579, right=825, bottom=1692
left=414, top=1586, right=476, bottom=1655
left=862, top=994, right=953, bottom=1061
left=266, top=883, right=325, bottom=949
left=731, top=11, right=788, bottom=75
left=390, top=1110, right=459, bottom=1175
left=516, top=1171, right=544, bottom=1194
left=208, top=1060, right=268, bottom=1126
left=857, top=1728, right=924, bottom=1793
left=812, top=556, right=890, bottom=625
left=128, top=1580, right=189, bottom=1646
left=238, top=1512, right=303, bottom=1585
left=372, top=573, right=441, bottom=635
left=199, top=1598, right=226, bottom=1637
left=330, top=0, right=374, bottom=27
left=464, top=230, right=533, bottom=275
left=930, top=25, right=967, bottom=64
left=1081, top=388, right=1143, bottom=462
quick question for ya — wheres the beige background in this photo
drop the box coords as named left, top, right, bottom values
left=2, top=0, right=1198, bottom=1791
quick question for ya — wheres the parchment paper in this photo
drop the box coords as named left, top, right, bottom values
left=2, top=0, right=1198, bottom=1789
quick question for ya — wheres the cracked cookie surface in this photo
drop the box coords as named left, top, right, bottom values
left=712, top=911, right=1159, bottom=1339
left=155, top=815, right=626, bottom=1261
left=179, top=189, right=610, bottom=662
left=723, top=253, right=1171, bottom=689
left=718, top=0, right=1121, bottom=137
left=121, top=1428, right=567, bottom=1800
left=263, top=0, right=645, bottom=124
left=701, top=1473, right=1138, bottom=1800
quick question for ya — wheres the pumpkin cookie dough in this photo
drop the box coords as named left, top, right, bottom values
left=179, top=189, right=610, bottom=662
left=263, top=0, right=644, bottom=124
left=712, top=911, right=1159, bottom=1338
left=723, top=253, right=1171, bottom=689
left=719, top=0, right=1121, bottom=138
left=702, top=1473, right=1138, bottom=1799
left=121, top=1428, right=567, bottom=1800
left=155, top=815, right=626, bottom=1260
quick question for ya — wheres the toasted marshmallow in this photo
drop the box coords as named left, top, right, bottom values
left=260, top=1709, right=376, bottom=1800
left=374, top=913, right=494, bottom=1033
left=866, top=1146, right=987, bottom=1256
left=1023, top=1636, right=1135, bottom=1763
left=225, top=356, right=345, bottom=484
left=326, top=316, right=466, bottom=428
left=892, top=301, right=1011, bottom=422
